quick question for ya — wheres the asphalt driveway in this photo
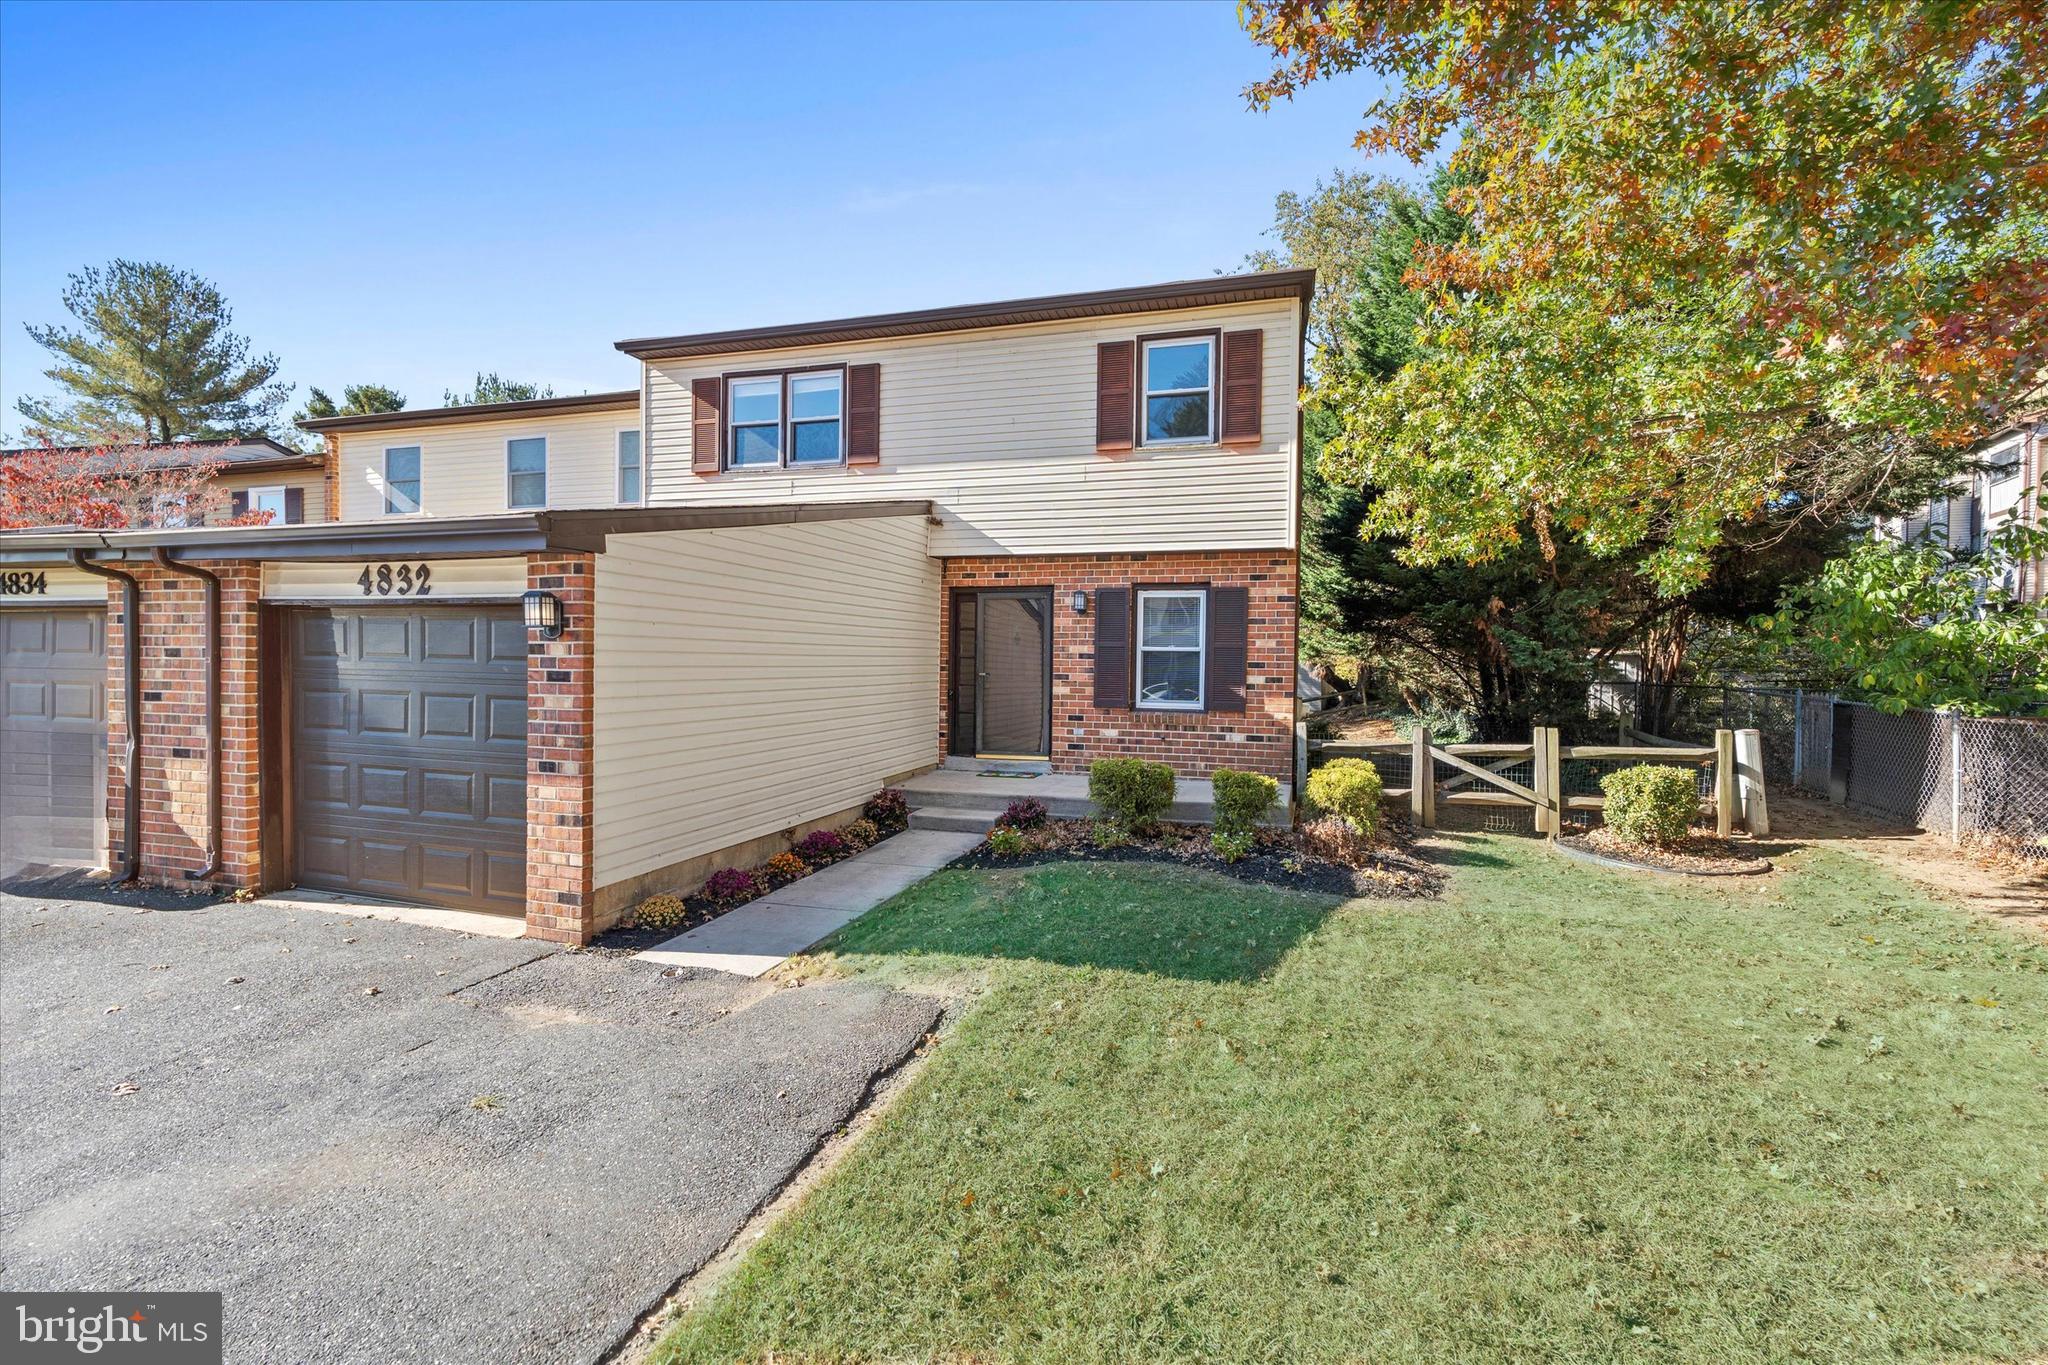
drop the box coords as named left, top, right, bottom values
left=0, top=882, right=941, bottom=1363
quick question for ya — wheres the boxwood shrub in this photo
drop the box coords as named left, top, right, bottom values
left=1304, top=759, right=1384, bottom=839
left=1600, top=764, right=1699, bottom=846
left=1210, top=767, right=1279, bottom=836
left=1088, top=758, right=1176, bottom=834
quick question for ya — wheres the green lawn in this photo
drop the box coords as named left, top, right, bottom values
left=656, top=835, right=2048, bottom=1363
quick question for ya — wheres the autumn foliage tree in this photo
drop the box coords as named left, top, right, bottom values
left=1241, top=0, right=2048, bottom=593
left=0, top=445, right=256, bottom=530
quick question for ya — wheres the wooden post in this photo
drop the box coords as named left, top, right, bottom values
left=1735, top=727, right=1770, bottom=836
left=1530, top=726, right=1550, bottom=836
left=1411, top=726, right=1434, bottom=828
left=1542, top=726, right=1564, bottom=837
left=1714, top=728, right=1737, bottom=839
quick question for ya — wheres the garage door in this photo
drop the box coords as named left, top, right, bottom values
left=291, top=607, right=527, bottom=914
left=0, top=609, right=107, bottom=877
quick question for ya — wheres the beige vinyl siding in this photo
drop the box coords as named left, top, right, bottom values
left=643, top=299, right=1299, bottom=556
left=591, top=516, right=939, bottom=890
left=331, top=404, right=641, bottom=521
left=216, top=467, right=327, bottom=522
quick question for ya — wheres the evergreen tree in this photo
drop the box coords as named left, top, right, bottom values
left=298, top=383, right=406, bottom=423
left=16, top=260, right=290, bottom=444
left=442, top=373, right=554, bottom=407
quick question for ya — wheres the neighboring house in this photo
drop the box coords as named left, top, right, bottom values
left=0, top=437, right=330, bottom=525
left=1877, top=415, right=2045, bottom=604
left=1, top=269, right=1310, bottom=946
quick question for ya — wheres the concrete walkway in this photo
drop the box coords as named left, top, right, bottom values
left=634, top=829, right=982, bottom=977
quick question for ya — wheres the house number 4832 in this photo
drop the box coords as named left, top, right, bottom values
left=356, top=563, right=432, bottom=597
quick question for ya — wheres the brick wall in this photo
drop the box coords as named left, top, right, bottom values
left=523, top=553, right=597, bottom=943
left=940, top=549, right=1297, bottom=780
left=104, top=560, right=263, bottom=888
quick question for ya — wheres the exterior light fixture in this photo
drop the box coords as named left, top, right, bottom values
left=1070, top=590, right=1089, bottom=614
left=521, top=589, right=566, bottom=640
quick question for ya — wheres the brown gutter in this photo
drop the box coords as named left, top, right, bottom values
left=68, top=549, right=142, bottom=883
left=150, top=548, right=222, bottom=879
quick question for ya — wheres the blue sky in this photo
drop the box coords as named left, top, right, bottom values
left=0, top=0, right=1399, bottom=433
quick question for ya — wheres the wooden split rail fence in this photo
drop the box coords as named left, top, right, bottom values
left=1310, top=726, right=1766, bottom=838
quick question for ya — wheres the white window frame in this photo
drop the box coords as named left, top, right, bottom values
left=725, top=369, right=845, bottom=470
left=245, top=484, right=288, bottom=524
left=382, top=445, right=423, bottom=517
left=1135, top=588, right=1206, bottom=712
left=1139, top=335, right=1216, bottom=448
left=616, top=427, right=645, bottom=505
left=506, top=434, right=548, bottom=510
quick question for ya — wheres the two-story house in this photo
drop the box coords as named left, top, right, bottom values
left=1878, top=413, right=2045, bottom=604
left=0, top=269, right=1310, bottom=943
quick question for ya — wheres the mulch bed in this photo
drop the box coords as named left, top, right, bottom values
left=1558, top=826, right=1773, bottom=876
left=949, top=818, right=1445, bottom=900
left=586, top=822, right=909, bottom=956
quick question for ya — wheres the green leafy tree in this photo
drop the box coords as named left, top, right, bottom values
left=296, top=383, right=406, bottom=423
left=16, top=260, right=291, bottom=444
left=1242, top=0, right=2047, bottom=593
left=442, top=373, right=554, bottom=407
left=1757, top=502, right=2048, bottom=715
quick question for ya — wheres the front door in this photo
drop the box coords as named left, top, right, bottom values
left=969, top=590, right=1050, bottom=759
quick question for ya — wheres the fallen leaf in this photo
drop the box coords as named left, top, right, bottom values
left=111, top=1081, right=139, bottom=1096
left=363, top=986, right=381, bottom=997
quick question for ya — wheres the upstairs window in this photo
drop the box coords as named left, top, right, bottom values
left=383, top=446, right=422, bottom=515
left=1136, top=589, right=1205, bottom=709
left=1989, top=445, right=2021, bottom=484
left=507, top=436, right=547, bottom=509
left=248, top=486, right=288, bottom=523
left=1141, top=336, right=1214, bottom=446
left=727, top=370, right=844, bottom=468
left=617, top=428, right=643, bottom=503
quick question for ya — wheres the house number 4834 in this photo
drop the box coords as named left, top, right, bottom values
left=1, top=570, right=50, bottom=595
left=356, top=563, right=433, bottom=597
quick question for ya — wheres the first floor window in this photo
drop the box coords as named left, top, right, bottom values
left=1141, top=335, right=1214, bottom=445
left=507, top=435, right=547, bottom=509
left=1136, top=589, right=1205, bottom=709
left=617, top=428, right=643, bottom=503
left=383, top=446, right=422, bottom=515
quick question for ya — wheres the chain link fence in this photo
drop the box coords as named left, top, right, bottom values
left=1584, top=681, right=1803, bottom=782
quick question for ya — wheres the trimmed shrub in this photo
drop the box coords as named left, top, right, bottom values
left=842, top=818, right=882, bottom=849
left=1600, top=765, right=1699, bottom=846
left=703, top=867, right=764, bottom=907
left=1000, top=797, right=1049, bottom=830
left=864, top=788, right=909, bottom=830
left=1088, top=758, right=1176, bottom=834
left=1211, top=829, right=1256, bottom=863
left=764, top=851, right=806, bottom=883
left=1211, top=767, right=1279, bottom=835
left=1305, top=759, right=1384, bottom=839
left=1299, top=816, right=1374, bottom=868
left=986, top=825, right=1033, bottom=857
left=636, top=893, right=690, bottom=932
left=794, top=829, right=848, bottom=865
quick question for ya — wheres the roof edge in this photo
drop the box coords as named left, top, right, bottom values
left=297, top=389, right=640, bottom=434
left=614, top=269, right=1317, bottom=361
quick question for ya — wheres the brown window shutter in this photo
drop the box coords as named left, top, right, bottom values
left=1220, top=330, right=1263, bottom=445
left=1095, top=340, right=1135, bottom=453
left=690, top=377, right=722, bottom=473
left=1206, top=586, right=1248, bottom=712
left=229, top=490, right=249, bottom=519
left=283, top=487, right=305, bottom=524
left=1093, top=587, right=1131, bottom=708
left=847, top=363, right=881, bottom=465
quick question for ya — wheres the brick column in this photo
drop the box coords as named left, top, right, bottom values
left=524, top=552, right=596, bottom=943
left=104, top=560, right=264, bottom=888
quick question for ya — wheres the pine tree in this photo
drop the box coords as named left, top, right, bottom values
left=15, top=260, right=291, bottom=444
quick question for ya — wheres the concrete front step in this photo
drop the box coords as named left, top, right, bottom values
left=909, top=806, right=1008, bottom=833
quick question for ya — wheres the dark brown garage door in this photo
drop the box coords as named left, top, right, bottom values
left=0, top=608, right=107, bottom=877
left=291, top=606, right=527, bottom=915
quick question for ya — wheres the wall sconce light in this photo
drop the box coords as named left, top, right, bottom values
left=1070, top=589, right=1089, bottom=614
left=522, top=589, right=566, bottom=640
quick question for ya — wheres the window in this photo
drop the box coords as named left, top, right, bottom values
left=383, top=446, right=422, bottom=515
left=247, top=485, right=287, bottom=524
left=506, top=436, right=547, bottom=509
left=1989, top=447, right=2021, bottom=484
left=617, top=428, right=643, bottom=503
left=1141, top=336, right=1214, bottom=446
left=152, top=493, right=190, bottom=528
left=1136, top=589, right=1205, bottom=710
left=727, top=369, right=843, bottom=468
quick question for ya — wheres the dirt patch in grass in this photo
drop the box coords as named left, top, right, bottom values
left=949, top=818, right=1443, bottom=900
left=1561, top=826, right=1774, bottom=876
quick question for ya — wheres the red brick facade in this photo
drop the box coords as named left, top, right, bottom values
left=940, top=549, right=1297, bottom=780
left=522, top=552, right=598, bottom=943
left=103, top=561, right=263, bottom=888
